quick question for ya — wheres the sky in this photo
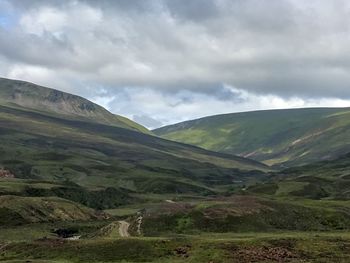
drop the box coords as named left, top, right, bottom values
left=1, top=0, right=350, bottom=129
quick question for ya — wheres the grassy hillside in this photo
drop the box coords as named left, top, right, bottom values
left=0, top=78, right=149, bottom=133
left=4, top=230, right=350, bottom=262
left=250, top=152, right=350, bottom=200
left=0, top=178, right=133, bottom=209
left=140, top=196, right=350, bottom=235
left=0, top=91, right=267, bottom=206
left=155, top=108, right=350, bottom=167
left=0, top=195, right=104, bottom=226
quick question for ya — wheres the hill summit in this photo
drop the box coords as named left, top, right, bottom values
left=0, top=78, right=148, bottom=133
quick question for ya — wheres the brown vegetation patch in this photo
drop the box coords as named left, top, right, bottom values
left=146, top=202, right=194, bottom=216
left=0, top=168, right=14, bottom=178
left=230, top=245, right=297, bottom=262
left=203, top=195, right=273, bottom=218
left=35, top=237, right=67, bottom=247
left=174, top=244, right=191, bottom=258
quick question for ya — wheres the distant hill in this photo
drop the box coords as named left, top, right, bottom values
left=253, top=152, right=350, bottom=200
left=154, top=108, right=350, bottom=167
left=0, top=78, right=149, bottom=133
left=0, top=78, right=267, bottom=208
left=271, top=154, right=350, bottom=200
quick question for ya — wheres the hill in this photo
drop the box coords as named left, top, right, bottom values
left=0, top=195, right=105, bottom=226
left=154, top=108, right=350, bottom=167
left=249, top=152, right=350, bottom=200
left=0, top=79, right=267, bottom=208
left=0, top=78, right=149, bottom=133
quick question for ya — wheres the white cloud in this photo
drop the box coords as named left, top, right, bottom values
left=20, top=7, right=67, bottom=36
left=19, top=3, right=102, bottom=36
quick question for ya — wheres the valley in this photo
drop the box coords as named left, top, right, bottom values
left=1, top=78, right=350, bottom=262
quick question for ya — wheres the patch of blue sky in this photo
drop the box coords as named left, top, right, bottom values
left=0, top=2, right=19, bottom=29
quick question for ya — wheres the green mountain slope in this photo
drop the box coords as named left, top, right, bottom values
left=154, top=108, right=350, bottom=167
left=252, top=152, right=350, bottom=200
left=0, top=79, right=267, bottom=206
left=0, top=78, right=149, bottom=133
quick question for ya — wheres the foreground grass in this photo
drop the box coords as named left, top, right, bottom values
left=2, top=226, right=350, bottom=262
left=3, top=194, right=350, bottom=262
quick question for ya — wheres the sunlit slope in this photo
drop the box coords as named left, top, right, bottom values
left=0, top=77, right=149, bottom=133
left=155, top=108, right=350, bottom=167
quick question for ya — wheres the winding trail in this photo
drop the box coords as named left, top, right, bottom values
left=118, top=221, right=130, bottom=237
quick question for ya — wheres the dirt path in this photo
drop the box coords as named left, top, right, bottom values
left=118, top=221, right=130, bottom=237
left=67, top=235, right=81, bottom=240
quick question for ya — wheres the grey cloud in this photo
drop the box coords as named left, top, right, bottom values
left=213, top=86, right=247, bottom=102
left=9, top=0, right=159, bottom=14
left=0, top=28, right=74, bottom=68
left=2, top=0, right=350, bottom=112
left=132, top=114, right=163, bottom=129
left=163, top=0, right=220, bottom=21
left=7, top=0, right=68, bottom=10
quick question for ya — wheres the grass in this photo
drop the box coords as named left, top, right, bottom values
left=2, top=229, right=350, bottom=262
left=154, top=107, right=350, bottom=167
left=245, top=153, right=350, bottom=200
left=104, top=208, right=140, bottom=217
left=0, top=195, right=104, bottom=226
left=2, top=195, right=350, bottom=262
left=275, top=181, right=308, bottom=196
left=138, top=196, right=350, bottom=236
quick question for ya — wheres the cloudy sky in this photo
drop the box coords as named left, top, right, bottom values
left=1, top=0, right=350, bottom=128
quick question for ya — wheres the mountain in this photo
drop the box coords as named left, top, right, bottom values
left=0, top=78, right=149, bottom=133
left=0, top=78, right=267, bottom=209
left=154, top=108, right=350, bottom=167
